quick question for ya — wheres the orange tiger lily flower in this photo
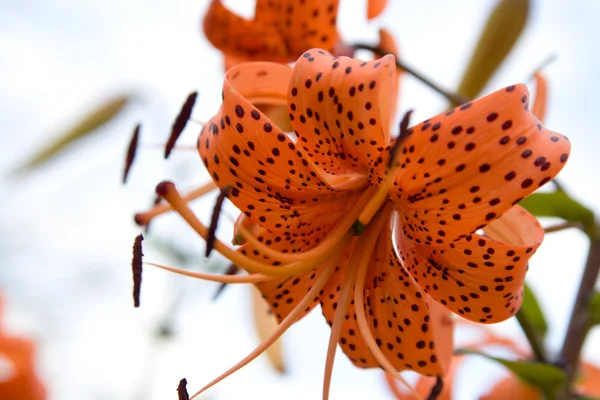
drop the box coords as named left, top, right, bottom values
left=203, top=0, right=389, bottom=69
left=138, top=49, right=570, bottom=398
left=0, top=297, right=46, bottom=400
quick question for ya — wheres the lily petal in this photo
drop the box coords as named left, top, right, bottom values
left=199, top=62, right=360, bottom=237
left=289, top=49, right=396, bottom=175
left=203, top=0, right=288, bottom=63
left=532, top=72, right=547, bottom=123
left=391, top=84, right=570, bottom=245
left=320, top=223, right=454, bottom=375
left=396, top=205, right=544, bottom=323
left=279, top=1, right=341, bottom=55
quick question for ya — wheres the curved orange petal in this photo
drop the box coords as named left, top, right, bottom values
left=279, top=1, right=341, bottom=55
left=367, top=0, right=389, bottom=20
left=242, top=228, right=334, bottom=322
left=250, top=286, right=285, bottom=372
left=391, top=84, right=570, bottom=245
left=198, top=62, right=359, bottom=237
left=396, top=205, right=544, bottom=323
left=288, top=49, right=396, bottom=175
left=320, top=223, right=454, bottom=375
left=479, top=375, right=541, bottom=400
left=532, top=72, right=547, bottom=123
left=377, top=28, right=402, bottom=123
left=577, top=362, right=600, bottom=396
left=202, top=0, right=289, bottom=63
left=0, top=335, right=46, bottom=400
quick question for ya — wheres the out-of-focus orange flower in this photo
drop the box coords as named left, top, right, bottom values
left=480, top=362, right=600, bottom=399
left=386, top=320, right=600, bottom=399
left=0, top=296, right=46, bottom=400
left=202, top=0, right=389, bottom=69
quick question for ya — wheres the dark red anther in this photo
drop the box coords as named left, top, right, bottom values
left=165, top=92, right=198, bottom=159
left=123, top=123, right=141, bottom=183
left=206, top=186, right=231, bottom=257
left=132, top=234, right=144, bottom=307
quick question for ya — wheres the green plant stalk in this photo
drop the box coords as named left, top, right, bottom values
left=557, top=230, right=600, bottom=398
left=516, top=309, right=548, bottom=363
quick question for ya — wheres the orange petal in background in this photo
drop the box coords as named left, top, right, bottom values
left=0, top=296, right=46, bottom=400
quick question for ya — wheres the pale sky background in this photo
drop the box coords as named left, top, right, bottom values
left=1, top=1, right=599, bottom=399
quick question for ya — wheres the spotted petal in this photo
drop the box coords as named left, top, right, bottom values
left=395, top=205, right=544, bottom=323
left=277, top=1, right=341, bottom=55
left=288, top=49, right=396, bottom=175
left=391, top=84, right=570, bottom=245
left=199, top=62, right=362, bottom=236
left=203, top=0, right=289, bottom=63
left=320, top=225, right=453, bottom=374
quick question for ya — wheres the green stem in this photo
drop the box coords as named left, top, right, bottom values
left=352, top=44, right=471, bottom=106
left=515, top=309, right=548, bottom=363
left=557, top=232, right=600, bottom=398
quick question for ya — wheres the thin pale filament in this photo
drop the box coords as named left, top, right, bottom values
left=189, top=255, right=340, bottom=399
left=158, top=181, right=355, bottom=277
left=353, top=205, right=421, bottom=400
left=145, top=262, right=274, bottom=283
left=233, top=187, right=377, bottom=263
left=322, top=246, right=358, bottom=400
left=135, top=181, right=217, bottom=225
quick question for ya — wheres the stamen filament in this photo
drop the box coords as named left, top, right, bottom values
left=233, top=187, right=377, bottom=263
left=323, top=246, right=357, bottom=400
left=357, top=173, right=395, bottom=226
left=353, top=205, right=421, bottom=400
left=145, top=262, right=273, bottom=283
left=156, top=181, right=355, bottom=277
left=189, top=254, right=340, bottom=399
left=134, top=181, right=217, bottom=226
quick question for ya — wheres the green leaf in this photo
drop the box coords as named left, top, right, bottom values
left=519, top=192, right=596, bottom=238
left=454, top=0, right=530, bottom=106
left=520, top=283, right=549, bottom=339
left=15, top=94, right=131, bottom=174
left=456, top=348, right=566, bottom=398
left=588, top=291, right=600, bottom=327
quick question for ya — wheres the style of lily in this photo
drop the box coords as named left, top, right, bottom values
left=203, top=0, right=389, bottom=69
left=0, top=296, right=46, bottom=400
left=134, top=49, right=570, bottom=399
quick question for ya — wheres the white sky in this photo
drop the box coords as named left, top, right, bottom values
left=1, top=1, right=599, bottom=399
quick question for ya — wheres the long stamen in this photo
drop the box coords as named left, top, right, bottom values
left=156, top=180, right=355, bottom=277
left=322, top=246, right=358, bottom=400
left=353, top=205, right=421, bottom=400
left=233, top=187, right=377, bottom=263
left=134, top=181, right=217, bottom=226
left=212, top=264, right=240, bottom=300
left=189, top=254, right=340, bottom=399
left=145, top=262, right=273, bottom=284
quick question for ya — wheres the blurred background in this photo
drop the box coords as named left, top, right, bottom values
left=1, top=0, right=599, bottom=398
